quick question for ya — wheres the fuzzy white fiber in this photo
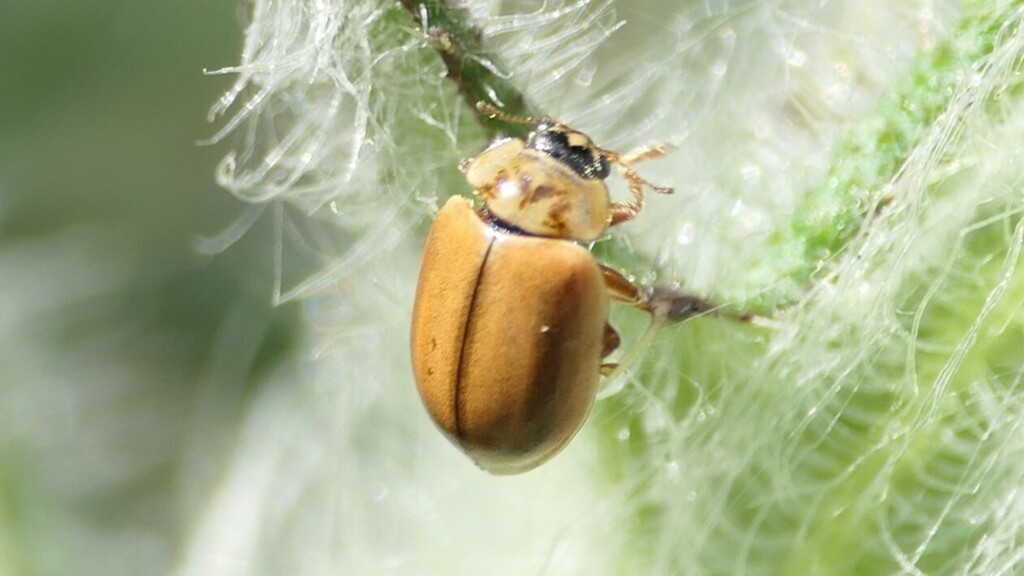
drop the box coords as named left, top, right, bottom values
left=166, top=1, right=1024, bottom=574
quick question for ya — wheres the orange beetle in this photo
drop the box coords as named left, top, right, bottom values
left=412, top=107, right=673, bottom=474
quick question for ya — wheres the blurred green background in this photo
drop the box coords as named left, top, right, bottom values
left=0, top=3, right=296, bottom=575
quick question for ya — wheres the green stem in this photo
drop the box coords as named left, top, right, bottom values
left=749, top=0, right=1024, bottom=311
left=398, top=0, right=540, bottom=139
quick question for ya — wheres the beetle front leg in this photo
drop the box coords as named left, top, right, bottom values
left=604, top=146, right=674, bottom=228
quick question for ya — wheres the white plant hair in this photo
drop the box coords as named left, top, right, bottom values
left=174, top=1, right=1024, bottom=575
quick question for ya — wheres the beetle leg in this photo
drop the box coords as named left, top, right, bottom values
left=602, top=323, right=621, bottom=358
left=600, top=264, right=646, bottom=309
left=597, top=323, right=622, bottom=375
left=608, top=191, right=642, bottom=227
left=617, top=145, right=672, bottom=166
left=645, top=287, right=717, bottom=321
left=601, top=265, right=749, bottom=323
left=604, top=146, right=675, bottom=228
left=645, top=285, right=758, bottom=323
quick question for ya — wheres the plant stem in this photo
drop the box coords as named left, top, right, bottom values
left=398, top=0, right=539, bottom=139
left=748, top=0, right=1024, bottom=311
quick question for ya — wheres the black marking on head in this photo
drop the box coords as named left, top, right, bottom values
left=527, top=122, right=610, bottom=180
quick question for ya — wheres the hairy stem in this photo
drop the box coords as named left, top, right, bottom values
left=398, top=0, right=540, bottom=139
left=748, top=0, right=1024, bottom=311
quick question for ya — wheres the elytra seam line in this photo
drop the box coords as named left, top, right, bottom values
left=453, top=237, right=496, bottom=438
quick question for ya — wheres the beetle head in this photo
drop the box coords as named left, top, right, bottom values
left=527, top=121, right=611, bottom=181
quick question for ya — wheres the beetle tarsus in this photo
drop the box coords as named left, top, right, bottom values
left=645, top=286, right=723, bottom=322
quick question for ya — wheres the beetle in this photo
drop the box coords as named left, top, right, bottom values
left=411, top=105, right=679, bottom=474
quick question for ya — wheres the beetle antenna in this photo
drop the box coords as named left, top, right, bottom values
left=476, top=101, right=540, bottom=126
